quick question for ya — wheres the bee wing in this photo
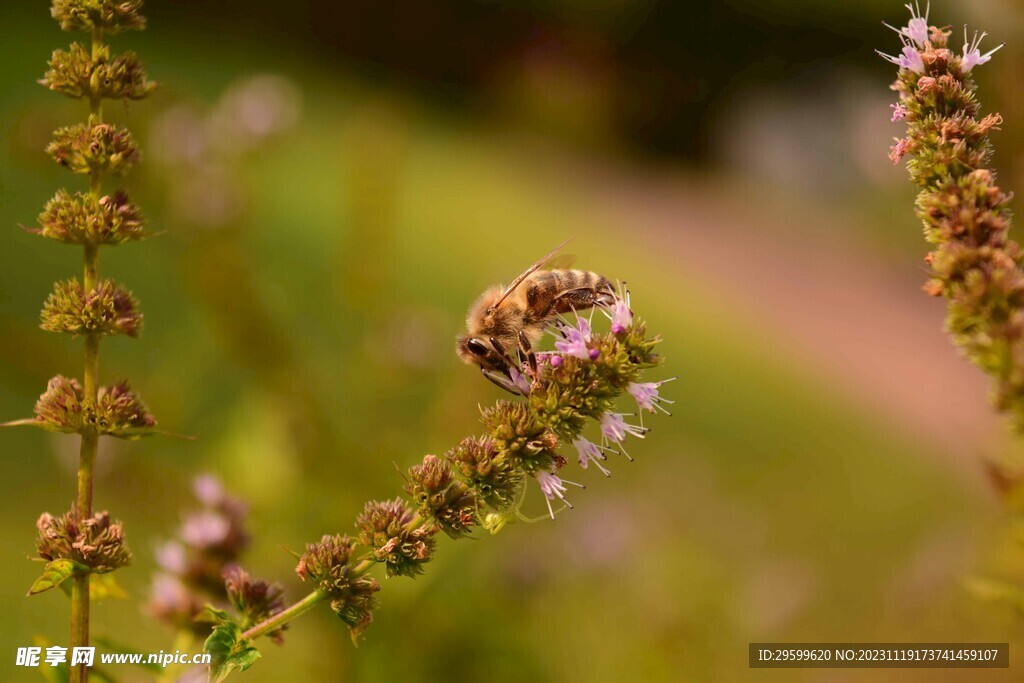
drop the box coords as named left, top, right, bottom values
left=489, top=238, right=572, bottom=312
left=544, top=253, right=577, bottom=270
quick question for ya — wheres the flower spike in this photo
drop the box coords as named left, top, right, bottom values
left=883, top=9, right=1024, bottom=428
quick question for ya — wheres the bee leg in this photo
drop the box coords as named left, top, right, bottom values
left=480, top=367, right=519, bottom=395
left=517, top=330, right=538, bottom=378
left=550, top=287, right=610, bottom=315
left=489, top=336, right=507, bottom=357
left=489, top=337, right=520, bottom=374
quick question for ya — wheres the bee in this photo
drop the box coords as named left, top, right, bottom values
left=456, top=240, right=614, bottom=391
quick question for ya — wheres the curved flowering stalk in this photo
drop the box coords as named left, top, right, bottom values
left=203, top=286, right=671, bottom=679
left=881, top=6, right=1024, bottom=426
left=2, top=3, right=156, bottom=682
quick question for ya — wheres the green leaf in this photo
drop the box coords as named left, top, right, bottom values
left=204, top=619, right=261, bottom=683
left=0, top=418, right=66, bottom=433
left=108, top=427, right=197, bottom=441
left=204, top=621, right=241, bottom=660
left=28, top=558, right=89, bottom=595
left=107, top=429, right=157, bottom=441
left=220, top=647, right=261, bottom=677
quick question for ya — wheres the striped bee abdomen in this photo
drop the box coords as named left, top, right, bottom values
left=527, top=270, right=613, bottom=319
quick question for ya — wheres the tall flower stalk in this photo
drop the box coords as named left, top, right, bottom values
left=4, top=3, right=155, bottom=682
left=202, top=288, right=672, bottom=680
left=881, top=5, right=1023, bottom=426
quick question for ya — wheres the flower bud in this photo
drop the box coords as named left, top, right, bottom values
left=446, top=436, right=524, bottom=512
left=295, top=534, right=380, bottom=640
left=33, top=375, right=86, bottom=433
left=47, top=120, right=138, bottom=176
left=91, top=381, right=156, bottom=437
left=33, top=190, right=145, bottom=245
left=41, top=278, right=142, bottom=337
left=405, top=454, right=477, bottom=539
left=50, top=0, right=146, bottom=34
left=36, top=507, right=132, bottom=572
left=355, top=499, right=436, bottom=578
left=223, top=566, right=287, bottom=643
left=480, top=401, right=558, bottom=467
left=28, top=377, right=156, bottom=437
left=41, top=43, right=154, bottom=100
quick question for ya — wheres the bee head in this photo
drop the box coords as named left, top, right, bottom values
left=456, top=334, right=503, bottom=371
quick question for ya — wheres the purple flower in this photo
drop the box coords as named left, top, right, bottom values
left=536, top=470, right=584, bottom=519
left=154, top=540, right=187, bottom=574
left=508, top=366, right=532, bottom=394
left=626, top=378, right=676, bottom=415
left=180, top=511, right=230, bottom=548
left=890, top=103, right=909, bottom=122
left=555, top=317, right=593, bottom=360
left=550, top=354, right=563, bottom=368
left=600, top=412, right=646, bottom=443
left=599, top=412, right=647, bottom=461
left=598, top=282, right=634, bottom=334
left=573, top=437, right=610, bottom=476
left=900, top=46, right=926, bottom=73
left=884, top=2, right=930, bottom=47
left=149, top=573, right=193, bottom=614
left=482, top=366, right=532, bottom=395
left=878, top=45, right=925, bottom=73
left=904, top=18, right=929, bottom=47
left=961, top=29, right=1003, bottom=73
left=609, top=297, right=632, bottom=334
left=193, top=474, right=225, bottom=507
left=889, top=137, right=911, bottom=164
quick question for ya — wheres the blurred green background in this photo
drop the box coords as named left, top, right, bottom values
left=3, top=0, right=1024, bottom=680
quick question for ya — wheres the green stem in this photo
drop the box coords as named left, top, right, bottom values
left=69, top=276, right=100, bottom=683
left=70, top=26, right=105, bottom=683
left=240, top=590, right=328, bottom=641
left=68, top=577, right=88, bottom=683
left=69, top=325, right=98, bottom=683
left=89, top=26, right=104, bottom=122
left=83, top=243, right=98, bottom=290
